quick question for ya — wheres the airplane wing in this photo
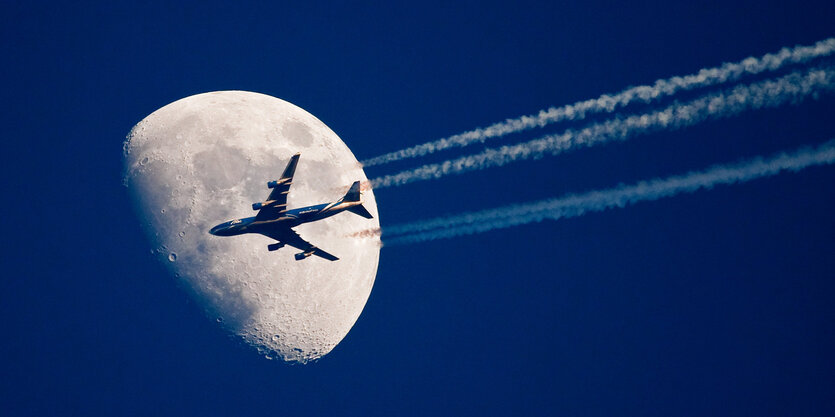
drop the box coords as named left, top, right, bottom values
left=255, top=153, right=300, bottom=221
left=262, top=228, right=339, bottom=261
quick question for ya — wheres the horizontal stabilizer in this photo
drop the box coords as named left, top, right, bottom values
left=347, top=204, right=373, bottom=219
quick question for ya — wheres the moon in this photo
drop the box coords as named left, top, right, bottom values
left=122, top=91, right=381, bottom=363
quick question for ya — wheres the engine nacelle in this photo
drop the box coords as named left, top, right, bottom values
left=268, top=178, right=290, bottom=189
left=267, top=242, right=284, bottom=251
left=253, top=200, right=278, bottom=211
left=294, top=251, right=313, bottom=260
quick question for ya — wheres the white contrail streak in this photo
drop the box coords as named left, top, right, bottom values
left=362, top=38, right=835, bottom=167
left=382, top=139, right=835, bottom=246
left=370, top=66, right=835, bottom=189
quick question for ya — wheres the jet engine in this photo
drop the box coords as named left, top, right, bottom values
left=267, top=242, right=284, bottom=251
left=267, top=178, right=290, bottom=188
left=252, top=200, right=276, bottom=210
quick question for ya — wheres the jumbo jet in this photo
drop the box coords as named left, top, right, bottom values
left=209, top=153, right=373, bottom=261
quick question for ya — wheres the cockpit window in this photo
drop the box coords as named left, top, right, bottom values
left=230, top=219, right=242, bottom=225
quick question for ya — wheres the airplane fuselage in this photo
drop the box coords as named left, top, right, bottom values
left=209, top=199, right=363, bottom=237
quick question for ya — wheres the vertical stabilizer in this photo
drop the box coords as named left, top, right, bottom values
left=343, top=181, right=362, bottom=202
left=343, top=181, right=373, bottom=219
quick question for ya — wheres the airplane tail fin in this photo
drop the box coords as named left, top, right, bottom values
left=343, top=181, right=362, bottom=202
left=343, top=181, right=373, bottom=219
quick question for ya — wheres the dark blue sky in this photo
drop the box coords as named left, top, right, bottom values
left=2, top=2, right=834, bottom=416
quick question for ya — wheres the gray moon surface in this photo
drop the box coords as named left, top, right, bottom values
left=123, top=91, right=381, bottom=363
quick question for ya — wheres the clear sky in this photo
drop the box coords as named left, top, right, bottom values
left=1, top=1, right=834, bottom=416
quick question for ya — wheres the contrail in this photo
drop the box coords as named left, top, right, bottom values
left=370, top=66, right=835, bottom=189
left=382, top=139, right=835, bottom=246
left=362, top=38, right=835, bottom=167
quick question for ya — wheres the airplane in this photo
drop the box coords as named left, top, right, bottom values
left=208, top=153, right=373, bottom=261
